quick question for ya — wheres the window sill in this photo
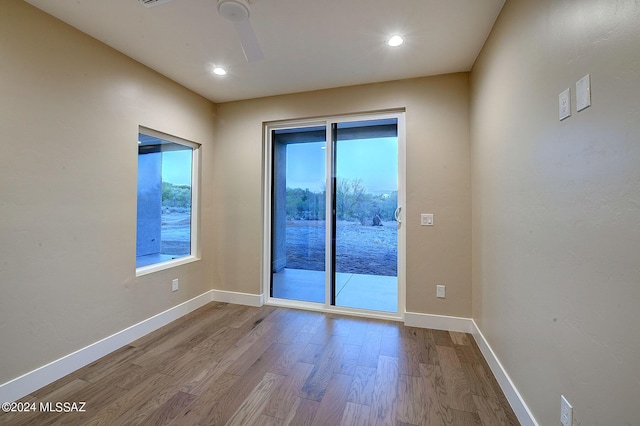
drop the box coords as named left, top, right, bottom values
left=135, top=255, right=200, bottom=277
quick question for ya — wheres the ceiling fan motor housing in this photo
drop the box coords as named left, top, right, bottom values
left=218, top=0, right=250, bottom=22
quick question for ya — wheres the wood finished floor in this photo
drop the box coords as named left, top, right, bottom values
left=1, top=303, right=519, bottom=426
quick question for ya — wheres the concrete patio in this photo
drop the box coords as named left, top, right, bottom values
left=271, top=268, right=398, bottom=313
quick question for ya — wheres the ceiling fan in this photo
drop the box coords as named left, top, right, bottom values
left=217, top=0, right=264, bottom=62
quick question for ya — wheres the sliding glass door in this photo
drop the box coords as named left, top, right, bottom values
left=267, top=113, right=404, bottom=315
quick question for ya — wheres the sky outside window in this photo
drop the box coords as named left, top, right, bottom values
left=286, top=137, right=397, bottom=194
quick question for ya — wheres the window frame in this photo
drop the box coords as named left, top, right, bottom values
left=135, top=126, right=201, bottom=276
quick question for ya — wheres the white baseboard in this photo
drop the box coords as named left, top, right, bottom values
left=0, top=290, right=215, bottom=404
left=404, top=311, right=474, bottom=333
left=212, top=289, right=264, bottom=307
left=470, top=320, right=538, bottom=426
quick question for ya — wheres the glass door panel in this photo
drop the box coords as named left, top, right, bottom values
left=270, top=126, right=327, bottom=303
left=332, top=119, right=398, bottom=312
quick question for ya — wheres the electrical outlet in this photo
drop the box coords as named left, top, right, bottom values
left=172, top=279, right=179, bottom=292
left=436, top=285, right=445, bottom=299
left=561, top=395, right=573, bottom=426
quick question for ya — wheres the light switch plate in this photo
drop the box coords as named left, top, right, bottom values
left=560, top=395, right=573, bottom=426
left=436, top=285, right=445, bottom=299
left=559, top=88, right=571, bottom=121
left=421, top=214, right=434, bottom=226
left=576, top=74, right=591, bottom=112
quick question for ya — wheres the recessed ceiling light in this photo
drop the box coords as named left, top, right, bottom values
left=212, top=67, right=227, bottom=76
left=387, top=35, right=404, bottom=47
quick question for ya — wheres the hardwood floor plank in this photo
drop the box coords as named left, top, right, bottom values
left=96, top=362, right=159, bottom=392
left=346, top=365, right=377, bottom=405
left=379, top=332, right=400, bottom=357
left=168, top=372, right=239, bottom=425
left=3, top=303, right=519, bottom=426
left=335, top=343, right=361, bottom=376
left=138, top=391, right=196, bottom=426
left=357, top=330, right=382, bottom=368
left=130, top=303, right=226, bottom=348
left=398, top=324, right=418, bottom=342
left=398, top=336, right=420, bottom=377
left=339, top=401, right=371, bottom=426
left=256, top=414, right=283, bottom=426
left=213, top=342, right=293, bottom=424
left=326, top=316, right=356, bottom=337
left=299, top=312, right=325, bottom=334
left=91, top=372, right=178, bottom=426
left=368, top=355, right=399, bottom=426
left=378, top=322, right=407, bottom=358
left=309, top=316, right=351, bottom=345
left=191, top=325, right=245, bottom=361
left=224, top=322, right=278, bottom=376
left=344, top=317, right=370, bottom=346
left=415, top=328, right=440, bottom=365
left=263, top=362, right=314, bottom=419
left=282, top=397, right=320, bottom=426
left=224, top=372, right=285, bottom=426
left=269, top=310, right=313, bottom=346
left=454, top=343, right=481, bottom=364
left=430, top=329, right=455, bottom=347
left=269, top=344, right=306, bottom=377
left=228, top=305, right=274, bottom=329
left=451, top=409, right=483, bottom=426
left=460, top=362, right=497, bottom=399
left=299, top=342, right=325, bottom=365
left=174, top=360, right=221, bottom=396
left=132, top=304, right=233, bottom=367
left=472, top=395, right=510, bottom=426
left=436, top=345, right=476, bottom=413
left=418, top=363, right=454, bottom=426
left=397, top=374, right=426, bottom=425
left=301, top=336, right=348, bottom=401
left=31, top=378, right=91, bottom=406
left=310, top=373, right=354, bottom=426
left=74, top=345, right=142, bottom=388
left=162, top=344, right=218, bottom=379
left=366, top=319, right=395, bottom=335
left=449, top=331, right=470, bottom=346
left=209, top=324, right=278, bottom=377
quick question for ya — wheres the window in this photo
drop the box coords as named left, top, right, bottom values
left=136, top=127, right=199, bottom=273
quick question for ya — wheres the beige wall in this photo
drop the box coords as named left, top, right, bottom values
left=8, top=1, right=638, bottom=422
left=471, top=0, right=640, bottom=424
left=214, top=75, right=472, bottom=317
left=0, top=1, right=216, bottom=384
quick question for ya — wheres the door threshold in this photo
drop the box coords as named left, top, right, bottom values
left=265, top=297, right=404, bottom=322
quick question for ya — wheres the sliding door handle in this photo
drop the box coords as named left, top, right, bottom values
left=394, top=206, right=402, bottom=224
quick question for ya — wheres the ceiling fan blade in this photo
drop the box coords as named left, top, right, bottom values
left=233, top=20, right=264, bottom=62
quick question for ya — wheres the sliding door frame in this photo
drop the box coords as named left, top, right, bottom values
left=262, top=111, right=406, bottom=321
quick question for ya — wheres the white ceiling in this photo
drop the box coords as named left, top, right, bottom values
left=26, top=0, right=505, bottom=103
